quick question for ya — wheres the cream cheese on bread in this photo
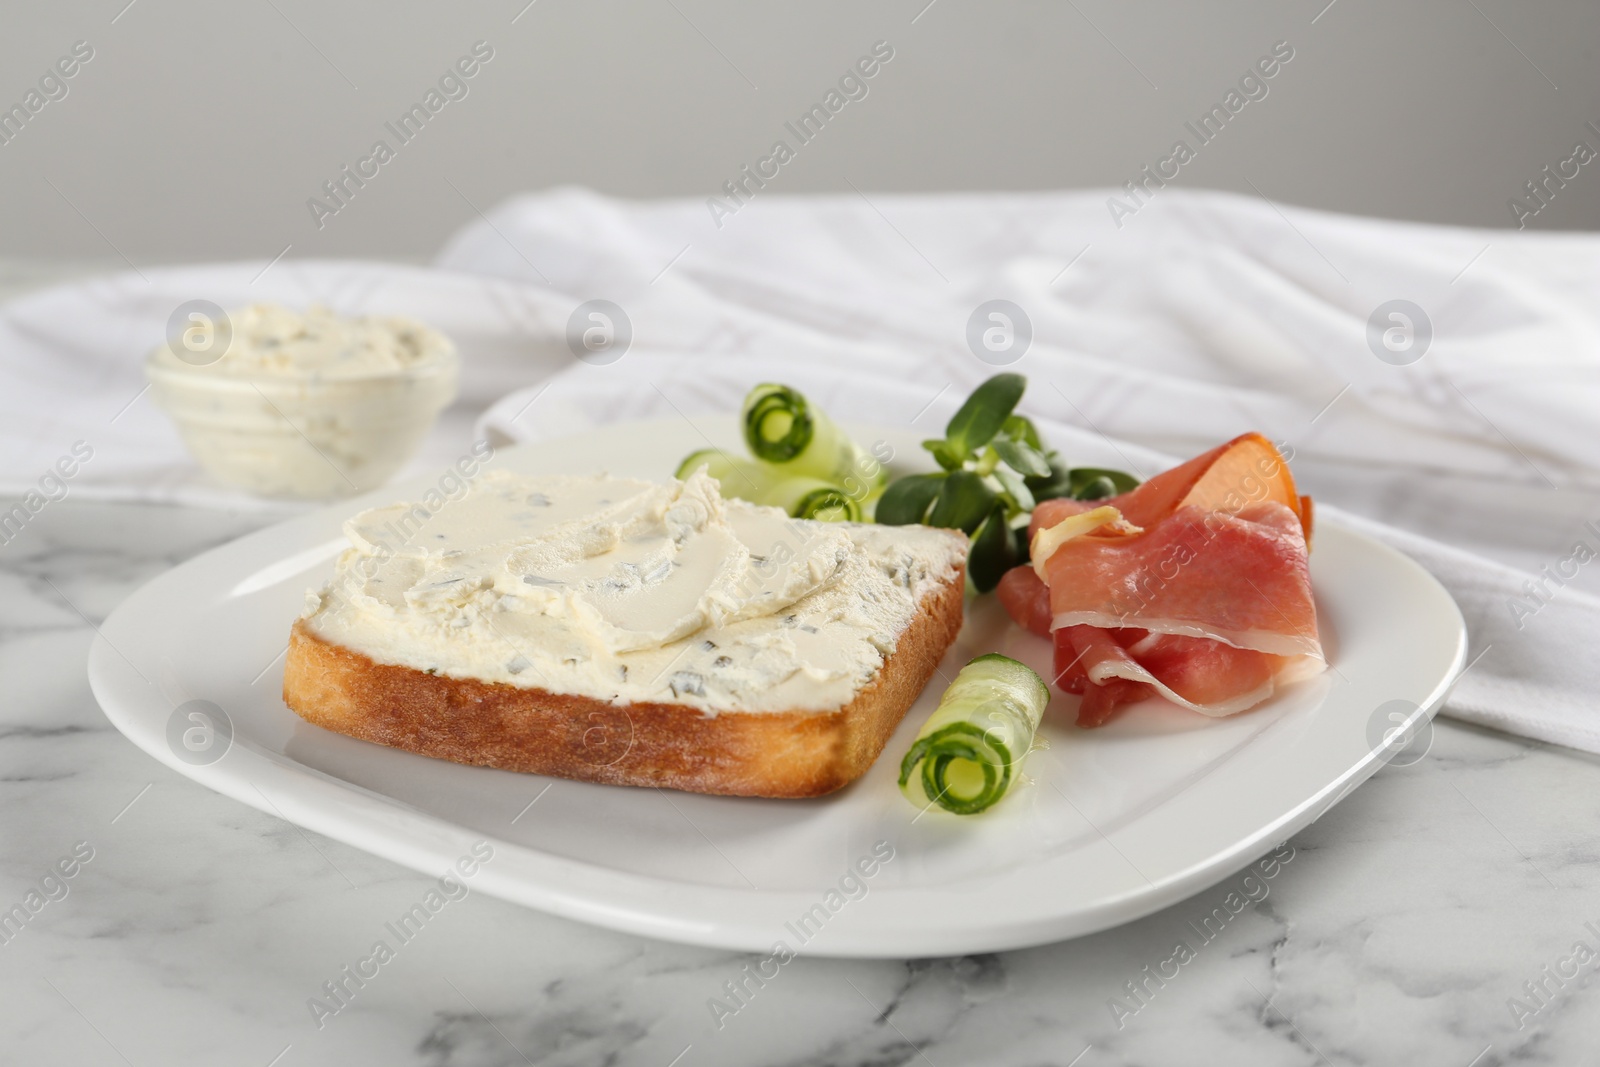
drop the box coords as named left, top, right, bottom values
left=301, top=469, right=967, bottom=714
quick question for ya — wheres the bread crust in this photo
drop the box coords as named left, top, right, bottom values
left=282, top=565, right=966, bottom=798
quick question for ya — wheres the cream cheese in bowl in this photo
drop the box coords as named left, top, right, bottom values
left=146, top=303, right=459, bottom=499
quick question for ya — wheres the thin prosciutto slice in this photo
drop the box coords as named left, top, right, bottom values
left=997, top=434, right=1324, bottom=727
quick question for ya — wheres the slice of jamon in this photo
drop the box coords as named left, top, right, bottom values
left=996, top=564, right=1053, bottom=638
left=1054, top=625, right=1279, bottom=726
left=1043, top=501, right=1320, bottom=658
left=1000, top=434, right=1323, bottom=727
left=1030, top=432, right=1312, bottom=546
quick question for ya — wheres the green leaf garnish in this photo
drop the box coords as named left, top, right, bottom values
left=1002, top=413, right=1044, bottom=451
left=944, top=373, right=1026, bottom=461
left=922, top=439, right=963, bottom=471
left=1023, top=456, right=1072, bottom=501
left=876, top=473, right=946, bottom=526
left=991, top=436, right=1051, bottom=478
left=1068, top=467, right=1140, bottom=500
left=967, top=503, right=1018, bottom=592
left=990, top=464, right=1035, bottom=513
left=927, top=470, right=995, bottom=534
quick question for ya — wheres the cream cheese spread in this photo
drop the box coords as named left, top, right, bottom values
left=301, top=469, right=967, bottom=714
left=149, top=303, right=454, bottom=378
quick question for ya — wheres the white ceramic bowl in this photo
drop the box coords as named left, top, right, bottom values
left=147, top=343, right=459, bottom=500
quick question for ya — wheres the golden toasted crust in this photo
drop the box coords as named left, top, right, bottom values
left=282, top=564, right=966, bottom=798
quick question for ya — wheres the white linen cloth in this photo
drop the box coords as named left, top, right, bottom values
left=436, top=187, right=1600, bottom=755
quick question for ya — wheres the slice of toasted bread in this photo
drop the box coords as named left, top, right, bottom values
left=283, top=561, right=965, bottom=798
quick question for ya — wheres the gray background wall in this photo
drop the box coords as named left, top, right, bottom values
left=3, top=0, right=1598, bottom=264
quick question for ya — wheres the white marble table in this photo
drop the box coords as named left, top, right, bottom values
left=5, top=266, right=1600, bottom=1067
left=6, top=489, right=1600, bottom=1067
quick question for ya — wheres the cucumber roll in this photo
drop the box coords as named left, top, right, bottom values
left=674, top=447, right=766, bottom=494
left=759, top=477, right=861, bottom=522
left=899, top=654, right=1049, bottom=815
left=676, top=450, right=861, bottom=522
left=741, top=384, right=886, bottom=498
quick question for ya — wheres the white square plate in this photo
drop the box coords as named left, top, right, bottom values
left=89, top=418, right=1466, bottom=957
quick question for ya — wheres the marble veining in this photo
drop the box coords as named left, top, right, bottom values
left=4, top=498, right=1600, bottom=1066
